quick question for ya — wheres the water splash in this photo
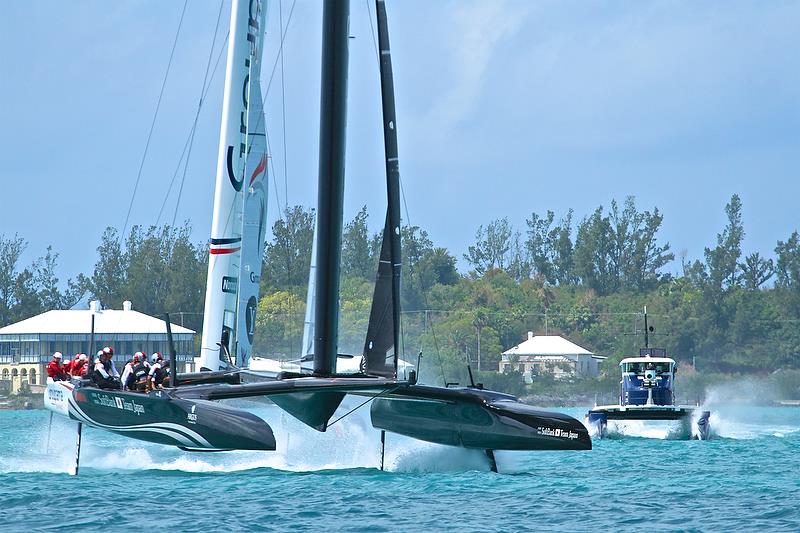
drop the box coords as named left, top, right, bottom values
left=1, top=403, right=497, bottom=475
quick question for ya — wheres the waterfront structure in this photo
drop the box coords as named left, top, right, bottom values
left=0, top=300, right=195, bottom=394
left=499, top=333, right=605, bottom=382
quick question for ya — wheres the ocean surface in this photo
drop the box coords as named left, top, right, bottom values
left=1, top=401, right=798, bottom=532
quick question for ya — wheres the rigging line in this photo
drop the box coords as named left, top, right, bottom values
left=172, top=0, right=227, bottom=227
left=365, top=0, right=379, bottom=64
left=326, top=385, right=403, bottom=428
left=156, top=30, right=230, bottom=226
left=263, top=0, right=297, bottom=102
left=265, top=129, right=285, bottom=217
left=277, top=0, right=296, bottom=356
left=279, top=0, right=289, bottom=209
left=121, top=0, right=189, bottom=241
left=244, top=0, right=296, bottom=158
left=398, top=177, right=445, bottom=385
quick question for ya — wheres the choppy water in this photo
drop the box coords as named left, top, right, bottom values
left=1, top=403, right=798, bottom=532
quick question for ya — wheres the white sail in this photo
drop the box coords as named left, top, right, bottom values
left=198, top=0, right=268, bottom=371
left=301, top=219, right=318, bottom=357
left=236, top=3, right=269, bottom=369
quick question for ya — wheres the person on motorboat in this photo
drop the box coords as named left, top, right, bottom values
left=46, top=352, right=70, bottom=381
left=93, top=350, right=121, bottom=390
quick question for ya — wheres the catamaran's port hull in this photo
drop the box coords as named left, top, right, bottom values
left=587, top=405, right=711, bottom=439
left=371, top=385, right=592, bottom=451
left=45, top=381, right=276, bottom=451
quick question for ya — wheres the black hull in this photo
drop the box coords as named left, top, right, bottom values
left=68, top=387, right=275, bottom=451
left=371, top=385, right=591, bottom=451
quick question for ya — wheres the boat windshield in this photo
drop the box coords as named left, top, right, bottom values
left=622, top=361, right=672, bottom=374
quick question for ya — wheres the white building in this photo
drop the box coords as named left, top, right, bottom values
left=0, top=300, right=195, bottom=394
left=499, top=333, right=604, bottom=382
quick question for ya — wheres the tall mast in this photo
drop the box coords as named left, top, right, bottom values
left=198, top=0, right=266, bottom=371
left=313, top=0, right=350, bottom=376
left=376, top=0, right=402, bottom=374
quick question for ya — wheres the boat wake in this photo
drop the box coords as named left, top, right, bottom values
left=2, top=405, right=495, bottom=475
left=590, top=408, right=799, bottom=441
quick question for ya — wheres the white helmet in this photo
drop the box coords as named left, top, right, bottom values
left=53, top=351, right=63, bottom=360
left=151, top=353, right=160, bottom=364
left=79, top=353, right=88, bottom=361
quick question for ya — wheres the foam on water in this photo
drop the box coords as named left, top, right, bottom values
left=0, top=401, right=496, bottom=475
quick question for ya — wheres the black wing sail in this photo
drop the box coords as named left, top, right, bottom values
left=364, top=215, right=397, bottom=377
left=363, top=0, right=403, bottom=379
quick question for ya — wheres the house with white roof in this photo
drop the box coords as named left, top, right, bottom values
left=499, top=332, right=605, bottom=382
left=0, top=300, right=195, bottom=394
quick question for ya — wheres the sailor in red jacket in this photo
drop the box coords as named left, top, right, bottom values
left=70, top=353, right=89, bottom=376
left=46, top=352, right=70, bottom=381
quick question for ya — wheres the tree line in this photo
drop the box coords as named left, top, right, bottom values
left=3, top=194, right=800, bottom=390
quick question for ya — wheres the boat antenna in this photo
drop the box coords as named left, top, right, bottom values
left=313, top=0, right=350, bottom=376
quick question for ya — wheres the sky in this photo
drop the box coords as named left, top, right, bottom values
left=1, top=0, right=799, bottom=285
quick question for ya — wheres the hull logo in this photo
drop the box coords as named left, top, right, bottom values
left=222, top=276, right=238, bottom=294
left=537, top=426, right=579, bottom=440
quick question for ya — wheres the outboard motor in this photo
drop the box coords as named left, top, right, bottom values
left=695, top=411, right=711, bottom=440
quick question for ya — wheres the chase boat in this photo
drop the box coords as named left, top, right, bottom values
left=586, top=348, right=711, bottom=440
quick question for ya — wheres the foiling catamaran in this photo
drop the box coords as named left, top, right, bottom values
left=44, top=0, right=590, bottom=475
left=586, top=309, right=711, bottom=440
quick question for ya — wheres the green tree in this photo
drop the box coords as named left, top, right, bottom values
left=0, top=234, right=28, bottom=326
left=464, top=217, right=514, bottom=276
left=90, top=227, right=125, bottom=309
left=341, top=206, right=373, bottom=280
left=705, top=194, right=744, bottom=292
left=740, top=252, right=774, bottom=290
left=262, top=206, right=315, bottom=292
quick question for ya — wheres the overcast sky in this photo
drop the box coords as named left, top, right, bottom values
left=1, top=0, right=798, bottom=284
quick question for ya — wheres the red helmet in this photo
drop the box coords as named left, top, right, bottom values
left=103, top=346, right=114, bottom=356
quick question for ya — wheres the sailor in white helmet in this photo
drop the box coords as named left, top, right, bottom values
left=93, top=349, right=121, bottom=390
left=147, top=352, right=164, bottom=391
left=46, top=352, right=69, bottom=381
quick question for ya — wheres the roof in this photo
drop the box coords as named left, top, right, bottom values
left=620, top=356, right=675, bottom=365
left=502, top=335, right=593, bottom=357
left=0, top=309, right=195, bottom=335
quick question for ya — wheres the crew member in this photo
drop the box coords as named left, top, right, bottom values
left=147, top=352, right=164, bottom=391
left=46, top=352, right=70, bottom=381
left=102, top=346, right=120, bottom=380
left=71, top=354, right=89, bottom=377
left=130, top=352, right=149, bottom=392
left=121, top=354, right=137, bottom=391
left=93, top=350, right=121, bottom=390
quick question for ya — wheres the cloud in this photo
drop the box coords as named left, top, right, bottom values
left=412, top=1, right=531, bottom=145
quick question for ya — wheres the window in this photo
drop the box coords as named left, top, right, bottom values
left=30, top=369, right=37, bottom=385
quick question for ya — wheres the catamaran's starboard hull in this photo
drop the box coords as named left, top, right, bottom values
left=371, top=385, right=591, bottom=451
left=45, top=381, right=276, bottom=451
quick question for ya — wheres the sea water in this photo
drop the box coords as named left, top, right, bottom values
left=1, top=403, right=798, bottom=532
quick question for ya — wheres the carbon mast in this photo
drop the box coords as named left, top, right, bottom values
left=313, top=0, right=350, bottom=376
